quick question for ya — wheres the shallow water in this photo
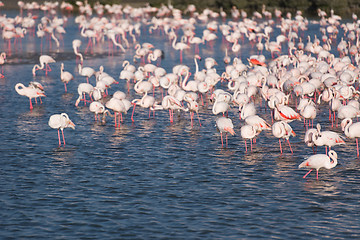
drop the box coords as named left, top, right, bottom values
left=1, top=9, right=360, bottom=239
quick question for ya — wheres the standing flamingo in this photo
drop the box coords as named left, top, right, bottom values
left=0, top=52, right=6, bottom=77
left=341, top=118, right=360, bottom=157
left=172, top=33, right=190, bottom=63
left=216, top=116, right=235, bottom=147
left=60, top=63, right=73, bottom=92
left=313, top=123, right=345, bottom=154
left=15, top=83, right=46, bottom=110
left=272, top=121, right=296, bottom=154
left=72, top=39, right=83, bottom=64
left=48, top=113, right=75, bottom=147
left=241, top=124, right=259, bottom=152
left=78, top=64, right=95, bottom=83
left=75, top=83, right=93, bottom=106
left=299, top=150, right=338, bottom=180
left=32, top=55, right=56, bottom=76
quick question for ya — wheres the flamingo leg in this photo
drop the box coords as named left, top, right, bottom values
left=316, top=169, right=319, bottom=180
left=287, top=139, right=293, bottom=154
left=29, top=98, right=33, bottom=110
left=196, top=112, right=201, bottom=127
left=131, top=104, right=136, bottom=122
left=169, top=109, right=173, bottom=123
left=225, top=133, right=228, bottom=147
left=190, top=112, right=193, bottom=128
left=220, top=132, right=224, bottom=147
left=279, top=139, right=283, bottom=154
left=250, top=138, right=253, bottom=151
left=357, top=138, right=359, bottom=157
left=245, top=139, right=247, bottom=152
left=303, top=169, right=313, bottom=178
left=61, top=129, right=66, bottom=146
left=57, top=129, right=61, bottom=146
left=114, top=112, right=117, bottom=127
left=64, top=82, right=67, bottom=92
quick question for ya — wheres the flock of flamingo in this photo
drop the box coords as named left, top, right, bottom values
left=6, top=1, right=360, bottom=179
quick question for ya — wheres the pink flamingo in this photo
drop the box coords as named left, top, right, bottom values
left=216, top=116, right=235, bottom=147
left=15, top=83, right=46, bottom=110
left=60, top=63, right=74, bottom=92
left=299, top=150, right=338, bottom=180
left=48, top=113, right=75, bottom=147
left=341, top=118, right=360, bottom=157
left=32, top=55, right=56, bottom=76
left=272, top=121, right=296, bottom=154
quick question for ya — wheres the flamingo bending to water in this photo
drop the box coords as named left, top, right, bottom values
left=32, top=55, right=56, bottom=76
left=48, top=113, right=75, bottom=147
left=216, top=116, right=235, bottom=147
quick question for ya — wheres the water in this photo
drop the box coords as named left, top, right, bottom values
left=1, top=9, right=360, bottom=239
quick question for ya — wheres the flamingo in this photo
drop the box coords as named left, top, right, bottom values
left=172, top=32, right=190, bottom=63
left=0, top=52, right=6, bottom=77
left=239, top=103, right=256, bottom=120
left=161, top=95, right=188, bottom=123
left=105, top=97, right=127, bottom=128
left=89, top=101, right=108, bottom=122
left=32, top=55, right=56, bottom=76
left=48, top=113, right=75, bottom=147
left=313, top=123, right=345, bottom=154
left=216, top=116, right=235, bottom=147
left=78, top=64, right=95, bottom=83
left=60, top=63, right=73, bottom=92
left=272, top=121, right=296, bottom=154
left=212, top=97, right=230, bottom=116
left=298, top=150, right=338, bottom=180
left=15, top=83, right=46, bottom=110
left=341, top=118, right=360, bottom=157
left=72, top=39, right=83, bottom=64
left=75, top=83, right=93, bottom=106
left=304, top=127, right=318, bottom=152
left=274, top=103, right=301, bottom=122
left=184, top=95, right=201, bottom=128
left=244, top=115, right=271, bottom=131
left=241, top=124, right=259, bottom=152
left=131, top=92, right=162, bottom=122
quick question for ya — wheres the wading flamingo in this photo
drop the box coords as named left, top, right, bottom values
left=32, top=55, right=56, bottom=76
left=216, top=116, right=235, bottom=147
left=341, top=118, right=360, bottom=157
left=48, top=113, right=75, bottom=147
left=15, top=83, right=46, bottom=110
left=60, top=63, right=73, bottom=92
left=299, top=150, right=338, bottom=180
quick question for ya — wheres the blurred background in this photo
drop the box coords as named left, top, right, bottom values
left=2, top=0, right=360, bottom=18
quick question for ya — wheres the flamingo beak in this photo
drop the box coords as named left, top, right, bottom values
left=38, top=92, right=46, bottom=97
left=69, top=120, right=76, bottom=129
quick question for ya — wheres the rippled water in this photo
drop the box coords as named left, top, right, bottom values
left=1, top=9, right=360, bottom=239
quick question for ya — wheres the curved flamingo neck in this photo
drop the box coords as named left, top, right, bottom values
left=181, top=69, right=190, bottom=88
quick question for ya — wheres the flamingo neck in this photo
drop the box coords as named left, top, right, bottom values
left=181, top=69, right=190, bottom=88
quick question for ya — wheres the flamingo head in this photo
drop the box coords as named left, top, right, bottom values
left=68, top=120, right=76, bottom=130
